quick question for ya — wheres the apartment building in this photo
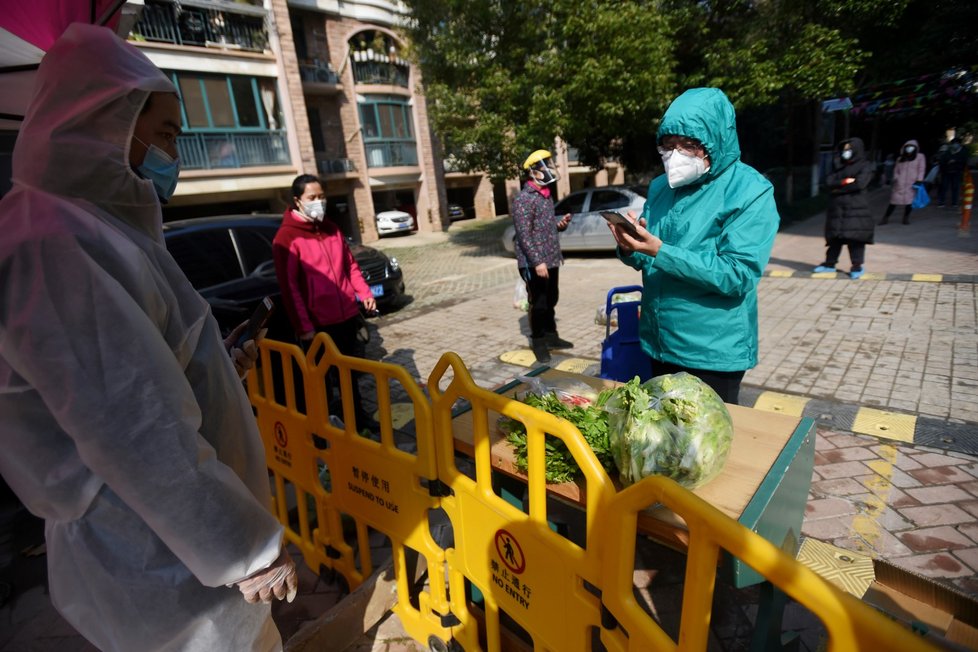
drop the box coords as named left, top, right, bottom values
left=122, top=0, right=625, bottom=240
left=125, top=0, right=309, bottom=219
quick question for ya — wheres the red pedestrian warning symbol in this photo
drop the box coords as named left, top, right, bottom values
left=274, top=422, right=288, bottom=448
left=494, top=529, right=525, bottom=574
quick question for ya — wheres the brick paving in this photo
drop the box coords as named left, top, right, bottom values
left=2, top=190, right=976, bottom=651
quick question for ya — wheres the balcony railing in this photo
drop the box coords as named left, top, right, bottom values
left=132, top=0, right=268, bottom=53
left=351, top=60, right=409, bottom=87
left=299, top=61, right=339, bottom=85
left=364, top=141, right=418, bottom=168
left=177, top=131, right=289, bottom=170
left=318, top=158, right=357, bottom=174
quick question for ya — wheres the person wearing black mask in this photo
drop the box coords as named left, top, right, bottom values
left=881, top=139, right=926, bottom=225
left=813, top=138, right=875, bottom=279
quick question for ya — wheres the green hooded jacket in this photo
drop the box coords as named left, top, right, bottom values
left=618, top=88, right=779, bottom=372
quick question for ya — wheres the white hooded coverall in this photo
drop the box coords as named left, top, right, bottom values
left=0, top=24, right=284, bottom=651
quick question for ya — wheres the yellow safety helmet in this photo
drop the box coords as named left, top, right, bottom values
left=522, top=149, right=553, bottom=170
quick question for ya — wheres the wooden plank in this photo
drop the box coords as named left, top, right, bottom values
left=451, top=369, right=803, bottom=547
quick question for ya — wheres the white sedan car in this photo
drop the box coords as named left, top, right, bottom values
left=375, top=209, right=416, bottom=236
left=502, top=184, right=648, bottom=254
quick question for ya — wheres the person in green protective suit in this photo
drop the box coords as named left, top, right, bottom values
left=607, top=88, right=779, bottom=404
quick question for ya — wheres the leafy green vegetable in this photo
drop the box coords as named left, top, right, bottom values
left=500, top=390, right=618, bottom=484
left=605, top=373, right=733, bottom=489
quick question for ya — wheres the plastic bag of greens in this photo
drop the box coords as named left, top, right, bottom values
left=604, top=373, right=733, bottom=489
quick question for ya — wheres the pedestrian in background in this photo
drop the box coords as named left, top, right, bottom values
left=881, top=139, right=926, bottom=225
left=937, top=137, right=969, bottom=208
left=606, top=88, right=779, bottom=404
left=273, top=174, right=379, bottom=431
left=0, top=25, right=296, bottom=652
left=511, top=149, right=573, bottom=363
left=813, top=137, right=875, bottom=279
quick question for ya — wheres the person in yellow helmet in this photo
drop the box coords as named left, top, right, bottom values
left=511, top=149, right=573, bottom=363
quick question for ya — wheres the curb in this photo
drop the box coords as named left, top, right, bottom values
left=763, top=270, right=978, bottom=284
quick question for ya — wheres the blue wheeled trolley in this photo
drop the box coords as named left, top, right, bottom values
left=598, top=285, right=650, bottom=383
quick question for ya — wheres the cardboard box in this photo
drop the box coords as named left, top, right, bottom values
left=862, top=558, right=978, bottom=650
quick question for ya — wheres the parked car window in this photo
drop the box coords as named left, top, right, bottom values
left=233, top=226, right=277, bottom=276
left=589, top=189, right=631, bottom=211
left=628, top=184, right=649, bottom=198
left=167, top=229, right=241, bottom=288
left=555, top=191, right=587, bottom=215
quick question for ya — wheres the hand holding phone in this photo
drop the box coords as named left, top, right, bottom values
left=600, top=211, right=641, bottom=239
left=235, top=296, right=275, bottom=349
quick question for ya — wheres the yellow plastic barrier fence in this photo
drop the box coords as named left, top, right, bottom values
left=428, top=352, right=614, bottom=651
left=249, top=334, right=454, bottom=646
left=425, top=352, right=939, bottom=652
left=250, top=344, right=940, bottom=651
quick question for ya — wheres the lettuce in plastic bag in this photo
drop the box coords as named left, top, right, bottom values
left=605, top=372, right=733, bottom=489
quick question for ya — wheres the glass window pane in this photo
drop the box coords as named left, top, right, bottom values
left=231, top=77, right=260, bottom=127
left=377, top=104, right=393, bottom=139
left=204, top=77, right=235, bottom=127
left=360, top=105, right=379, bottom=139
left=166, top=230, right=241, bottom=289
left=233, top=227, right=277, bottom=276
left=555, top=192, right=587, bottom=215
left=179, top=76, right=209, bottom=128
left=590, top=190, right=630, bottom=211
left=400, top=106, right=413, bottom=138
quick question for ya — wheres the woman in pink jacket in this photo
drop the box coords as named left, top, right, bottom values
left=880, top=139, right=927, bottom=225
left=273, top=174, right=378, bottom=428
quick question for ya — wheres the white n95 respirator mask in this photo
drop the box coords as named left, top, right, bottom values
left=299, top=200, right=325, bottom=221
left=662, top=150, right=709, bottom=189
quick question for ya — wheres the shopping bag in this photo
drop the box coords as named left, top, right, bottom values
left=512, top=280, right=528, bottom=311
left=924, top=165, right=939, bottom=185
left=911, top=183, right=930, bottom=209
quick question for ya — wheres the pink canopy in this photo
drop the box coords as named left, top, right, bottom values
left=0, top=0, right=126, bottom=128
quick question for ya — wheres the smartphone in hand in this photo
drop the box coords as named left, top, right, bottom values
left=236, top=296, right=275, bottom=348
left=600, top=211, right=641, bottom=239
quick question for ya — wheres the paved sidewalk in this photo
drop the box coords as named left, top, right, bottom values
left=2, top=189, right=976, bottom=651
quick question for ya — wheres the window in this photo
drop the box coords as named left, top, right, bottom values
left=589, top=190, right=631, bottom=212
left=359, top=96, right=413, bottom=142
left=171, top=73, right=270, bottom=131
left=555, top=192, right=587, bottom=215
left=233, top=227, right=278, bottom=277
left=307, top=107, right=325, bottom=152
left=166, top=230, right=241, bottom=289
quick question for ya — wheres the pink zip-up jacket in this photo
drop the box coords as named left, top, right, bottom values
left=272, top=209, right=372, bottom=335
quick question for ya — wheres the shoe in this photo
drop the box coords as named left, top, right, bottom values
left=879, top=217, right=890, bottom=225
left=545, top=332, right=574, bottom=349
left=812, top=265, right=836, bottom=273
left=850, top=268, right=865, bottom=280
left=530, top=337, right=551, bottom=363
left=902, top=216, right=910, bottom=225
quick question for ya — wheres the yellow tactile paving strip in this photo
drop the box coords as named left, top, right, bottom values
left=796, top=539, right=876, bottom=598
left=768, top=270, right=794, bottom=278
left=911, top=273, right=943, bottom=282
left=752, top=391, right=810, bottom=417
left=851, top=407, right=917, bottom=443
left=499, top=349, right=537, bottom=367
left=553, top=358, right=596, bottom=374
left=386, top=403, right=417, bottom=429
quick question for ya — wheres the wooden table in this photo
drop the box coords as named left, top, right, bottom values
left=451, top=368, right=816, bottom=589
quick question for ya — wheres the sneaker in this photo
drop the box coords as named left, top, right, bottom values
left=812, top=265, right=836, bottom=273
left=850, top=268, right=865, bottom=280
left=530, top=337, right=551, bottom=363
left=545, top=332, right=574, bottom=349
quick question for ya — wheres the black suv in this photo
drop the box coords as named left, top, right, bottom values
left=163, top=214, right=406, bottom=338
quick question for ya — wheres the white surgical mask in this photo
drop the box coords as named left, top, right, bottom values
left=840, top=149, right=853, bottom=161
left=298, top=199, right=325, bottom=221
left=662, top=150, right=709, bottom=189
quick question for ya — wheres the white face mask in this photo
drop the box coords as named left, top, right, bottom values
left=298, top=199, right=325, bottom=221
left=662, top=150, right=709, bottom=189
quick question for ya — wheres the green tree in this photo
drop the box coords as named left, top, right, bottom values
left=402, top=1, right=676, bottom=178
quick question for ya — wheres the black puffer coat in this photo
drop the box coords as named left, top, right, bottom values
left=824, top=137, right=875, bottom=244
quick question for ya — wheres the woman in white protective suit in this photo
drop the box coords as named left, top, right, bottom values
left=0, top=24, right=296, bottom=652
